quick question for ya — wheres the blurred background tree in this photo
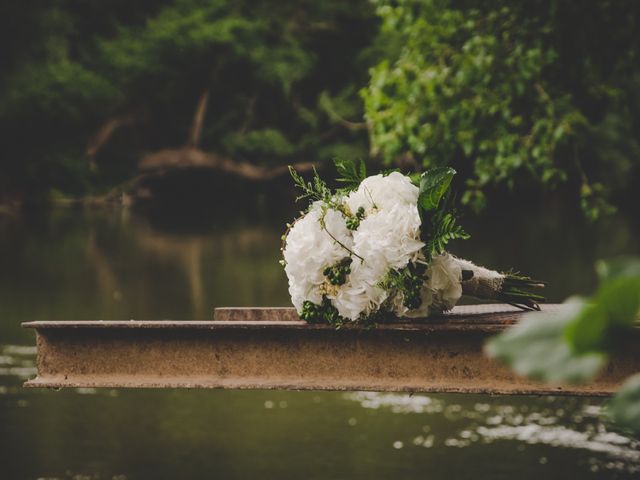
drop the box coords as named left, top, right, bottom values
left=364, top=0, right=640, bottom=219
left=0, top=0, right=638, bottom=219
left=0, top=0, right=377, bottom=203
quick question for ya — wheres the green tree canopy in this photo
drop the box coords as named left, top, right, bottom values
left=0, top=0, right=378, bottom=198
left=1, top=0, right=639, bottom=218
left=363, top=0, right=640, bottom=219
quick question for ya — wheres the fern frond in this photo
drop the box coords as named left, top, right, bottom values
left=334, top=158, right=366, bottom=191
left=289, top=166, right=332, bottom=203
left=424, top=210, right=470, bottom=259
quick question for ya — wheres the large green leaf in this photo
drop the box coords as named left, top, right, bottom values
left=608, top=374, right=640, bottom=433
left=565, top=259, right=640, bottom=352
left=563, top=303, right=609, bottom=354
left=596, top=257, right=640, bottom=282
left=334, top=158, right=366, bottom=191
left=418, top=167, right=456, bottom=212
left=485, top=299, right=607, bottom=384
left=487, top=258, right=640, bottom=433
left=596, top=276, right=640, bottom=328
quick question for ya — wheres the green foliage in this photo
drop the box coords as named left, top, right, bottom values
left=608, top=374, right=640, bottom=434
left=346, top=206, right=365, bottom=230
left=423, top=209, right=469, bottom=260
left=380, top=263, right=426, bottom=310
left=486, top=257, right=640, bottom=432
left=418, top=168, right=469, bottom=260
left=1, top=62, right=119, bottom=122
left=0, top=0, right=378, bottom=198
left=224, top=129, right=296, bottom=161
left=318, top=87, right=367, bottom=129
left=288, top=166, right=332, bottom=204
left=363, top=0, right=640, bottom=219
left=497, top=275, right=546, bottom=311
left=418, top=167, right=456, bottom=212
left=565, top=258, right=640, bottom=352
left=300, top=299, right=345, bottom=327
left=334, top=158, right=367, bottom=191
left=486, top=299, right=606, bottom=383
left=3, top=0, right=639, bottom=212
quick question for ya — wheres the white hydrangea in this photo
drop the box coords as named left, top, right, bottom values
left=283, top=202, right=352, bottom=312
left=327, top=174, right=425, bottom=320
left=345, top=171, right=419, bottom=213
left=353, top=204, right=424, bottom=269
left=392, top=283, right=434, bottom=318
left=282, top=173, right=464, bottom=322
left=426, top=253, right=463, bottom=311
left=391, top=254, right=462, bottom=318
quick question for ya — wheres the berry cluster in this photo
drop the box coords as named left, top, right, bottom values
left=402, top=274, right=424, bottom=309
left=323, top=258, right=352, bottom=286
left=345, top=206, right=365, bottom=230
left=300, top=299, right=345, bottom=327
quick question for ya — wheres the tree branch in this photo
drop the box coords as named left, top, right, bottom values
left=86, top=111, right=139, bottom=167
left=139, top=147, right=317, bottom=181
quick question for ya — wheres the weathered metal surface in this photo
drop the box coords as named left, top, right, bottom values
left=23, top=304, right=640, bottom=395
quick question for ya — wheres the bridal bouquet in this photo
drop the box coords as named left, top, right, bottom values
left=281, top=160, right=544, bottom=326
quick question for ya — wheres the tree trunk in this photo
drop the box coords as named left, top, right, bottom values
left=86, top=112, right=138, bottom=168
left=187, top=89, right=210, bottom=148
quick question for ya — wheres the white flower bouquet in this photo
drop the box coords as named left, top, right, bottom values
left=281, top=160, right=544, bottom=326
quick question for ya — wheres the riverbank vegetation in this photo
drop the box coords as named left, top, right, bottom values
left=1, top=0, right=639, bottom=219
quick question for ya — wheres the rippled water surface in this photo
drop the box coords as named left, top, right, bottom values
left=1, top=206, right=639, bottom=480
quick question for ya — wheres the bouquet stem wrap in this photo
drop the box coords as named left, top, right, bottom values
left=456, top=258, right=505, bottom=299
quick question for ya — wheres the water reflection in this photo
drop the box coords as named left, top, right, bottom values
left=0, top=344, right=37, bottom=380
left=0, top=208, right=289, bottom=344
left=344, top=392, right=640, bottom=474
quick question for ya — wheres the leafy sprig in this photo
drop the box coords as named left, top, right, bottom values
left=424, top=208, right=470, bottom=260
left=380, top=263, right=427, bottom=310
left=418, top=167, right=470, bottom=260
left=334, top=158, right=367, bottom=191
left=288, top=166, right=332, bottom=204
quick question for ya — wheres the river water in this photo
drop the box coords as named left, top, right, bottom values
left=0, top=204, right=639, bottom=479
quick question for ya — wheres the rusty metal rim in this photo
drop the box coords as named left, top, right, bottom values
left=22, top=304, right=566, bottom=331
left=21, top=320, right=525, bottom=333
left=23, top=377, right=614, bottom=396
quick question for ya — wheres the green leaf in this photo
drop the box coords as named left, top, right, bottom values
left=424, top=210, right=469, bottom=258
left=485, top=299, right=607, bottom=384
left=565, top=260, right=640, bottom=352
left=289, top=165, right=332, bottom=203
left=596, top=257, right=640, bottom=283
left=334, top=158, right=366, bottom=191
left=608, top=373, right=640, bottom=434
left=563, top=303, right=609, bottom=353
left=596, top=276, right=640, bottom=327
left=418, top=167, right=456, bottom=211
